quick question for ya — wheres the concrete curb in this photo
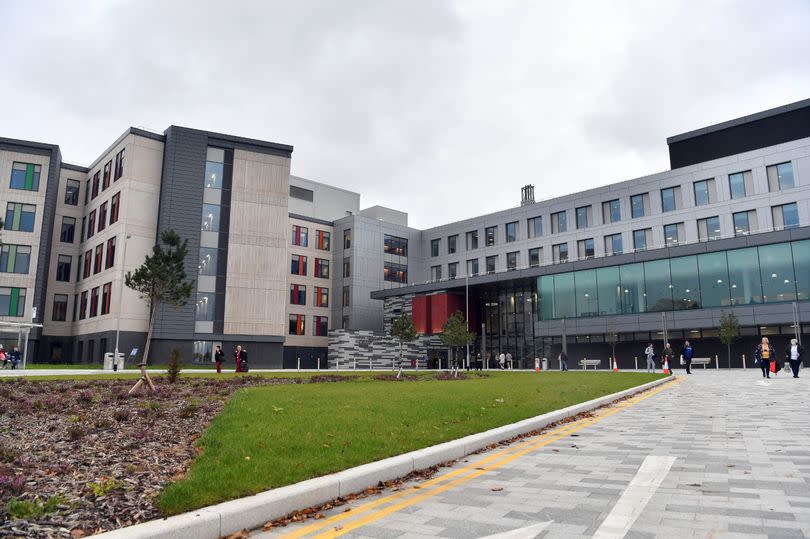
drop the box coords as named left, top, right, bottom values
left=96, top=375, right=674, bottom=538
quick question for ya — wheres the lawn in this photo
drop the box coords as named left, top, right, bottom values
left=158, top=371, right=663, bottom=514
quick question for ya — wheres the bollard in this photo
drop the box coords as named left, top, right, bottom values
left=353, top=358, right=357, bottom=370
left=317, top=357, right=321, bottom=371
left=336, top=357, right=340, bottom=371
left=634, top=356, right=638, bottom=370
left=297, top=357, right=300, bottom=371
left=742, top=353, right=746, bottom=369
left=715, top=355, right=719, bottom=370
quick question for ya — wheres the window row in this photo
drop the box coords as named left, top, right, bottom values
left=86, top=148, right=124, bottom=203
left=83, top=192, right=121, bottom=242
left=290, top=255, right=330, bottom=278
left=291, top=225, right=331, bottom=250
left=289, top=284, right=330, bottom=307
left=538, top=240, right=810, bottom=320
left=288, top=314, right=329, bottom=336
left=0, top=287, right=26, bottom=317
left=76, top=237, right=117, bottom=280
left=76, top=282, right=113, bottom=320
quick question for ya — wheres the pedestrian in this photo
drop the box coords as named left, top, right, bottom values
left=498, top=352, right=505, bottom=370
left=662, top=342, right=674, bottom=372
left=559, top=350, right=568, bottom=371
left=680, top=340, right=693, bottom=374
left=0, top=345, right=6, bottom=369
left=505, top=352, right=512, bottom=369
left=755, top=337, right=774, bottom=379
left=422, top=352, right=428, bottom=369
left=234, top=345, right=247, bottom=373
left=785, top=338, right=804, bottom=378
left=644, top=342, right=656, bottom=373
left=214, top=345, right=224, bottom=374
left=476, top=352, right=482, bottom=371
left=9, top=347, right=21, bottom=370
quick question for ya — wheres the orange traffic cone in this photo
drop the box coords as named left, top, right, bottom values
left=612, top=357, right=619, bottom=372
left=663, top=358, right=670, bottom=374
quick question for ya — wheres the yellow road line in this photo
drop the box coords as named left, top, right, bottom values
left=280, top=378, right=680, bottom=539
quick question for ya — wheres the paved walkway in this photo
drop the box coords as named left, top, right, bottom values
left=259, top=371, right=810, bottom=539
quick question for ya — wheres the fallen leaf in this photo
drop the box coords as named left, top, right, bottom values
left=334, top=526, right=343, bottom=532
left=262, top=522, right=273, bottom=531
left=224, top=529, right=250, bottom=539
left=315, top=513, right=324, bottom=519
left=491, top=487, right=504, bottom=492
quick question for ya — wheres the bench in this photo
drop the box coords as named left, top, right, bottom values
left=690, top=357, right=713, bottom=368
left=578, top=359, right=602, bottom=370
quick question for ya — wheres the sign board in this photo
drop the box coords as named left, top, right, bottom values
left=31, top=307, right=37, bottom=320
left=130, top=348, right=139, bottom=357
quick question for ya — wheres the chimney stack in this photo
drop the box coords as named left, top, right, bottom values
left=521, top=184, right=535, bottom=206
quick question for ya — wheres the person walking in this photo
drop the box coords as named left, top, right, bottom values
left=476, top=353, right=482, bottom=371
left=505, top=352, right=513, bottom=370
left=8, top=347, right=21, bottom=370
left=680, top=340, right=694, bottom=374
left=214, top=345, right=224, bottom=374
left=785, top=338, right=804, bottom=378
left=234, top=345, right=247, bottom=373
left=498, top=352, right=506, bottom=370
left=755, top=337, right=774, bottom=379
left=662, top=342, right=674, bottom=372
left=644, top=343, right=656, bottom=373
left=559, top=350, right=568, bottom=371
left=0, top=345, right=7, bottom=369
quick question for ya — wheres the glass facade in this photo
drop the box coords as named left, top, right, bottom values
left=384, top=234, right=408, bottom=256
left=199, top=248, right=218, bottom=276
left=537, top=240, right=808, bottom=320
left=384, top=261, right=407, bottom=283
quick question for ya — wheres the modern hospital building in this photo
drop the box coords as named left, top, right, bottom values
left=1, top=98, right=809, bottom=368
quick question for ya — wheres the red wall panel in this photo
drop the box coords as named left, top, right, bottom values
left=428, top=293, right=465, bottom=334
left=412, top=295, right=429, bottom=334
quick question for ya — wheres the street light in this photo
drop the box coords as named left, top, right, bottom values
left=114, top=232, right=133, bottom=367
left=465, top=273, right=470, bottom=370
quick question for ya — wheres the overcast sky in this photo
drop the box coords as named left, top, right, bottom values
left=2, top=1, right=810, bottom=229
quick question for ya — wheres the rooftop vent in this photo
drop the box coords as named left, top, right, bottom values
left=521, top=184, right=535, bottom=206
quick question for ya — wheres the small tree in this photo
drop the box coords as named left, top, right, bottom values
left=166, top=347, right=183, bottom=383
left=440, top=311, right=475, bottom=375
left=718, top=311, right=740, bottom=368
left=389, top=314, right=417, bottom=376
left=125, top=229, right=194, bottom=366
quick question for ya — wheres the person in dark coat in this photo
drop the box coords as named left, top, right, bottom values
left=754, top=337, right=775, bottom=379
left=785, top=338, right=804, bottom=378
left=558, top=350, right=568, bottom=371
left=234, top=345, right=248, bottom=373
left=214, top=345, right=224, bottom=374
left=680, top=341, right=694, bottom=374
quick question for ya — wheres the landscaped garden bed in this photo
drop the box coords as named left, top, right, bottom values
left=0, top=371, right=662, bottom=537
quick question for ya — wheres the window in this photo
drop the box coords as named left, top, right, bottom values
left=693, top=179, right=716, bottom=206
left=551, top=211, right=567, bottom=233
left=291, top=254, right=307, bottom=276
left=101, top=283, right=112, bottom=315
left=316, top=230, right=331, bottom=251
left=65, top=179, right=80, bottom=205
left=198, top=247, right=218, bottom=276
left=577, top=238, right=594, bottom=259
left=289, top=185, right=313, bottom=201
left=10, top=162, right=41, bottom=191
left=631, top=193, right=649, bottom=218
left=529, top=248, right=541, bottom=267
left=576, top=206, right=590, bottom=229
left=772, top=203, right=799, bottom=230
left=697, top=216, right=721, bottom=242
left=85, top=179, right=90, bottom=204
left=81, top=217, right=86, bottom=242
left=196, top=293, right=216, bottom=321
left=486, top=255, right=497, bottom=274
left=314, top=315, right=328, bottom=337
left=52, top=294, right=68, bottom=322
left=733, top=210, right=756, bottom=236
left=604, top=233, right=622, bottom=256
left=89, top=287, right=99, bottom=317
left=505, top=222, right=518, bottom=243
left=342, top=286, right=350, bottom=307
left=485, top=226, right=497, bottom=246
left=0, top=288, right=25, bottom=317
left=315, top=258, right=330, bottom=278
left=384, top=261, right=407, bottom=283
left=58, top=216, right=75, bottom=244
left=288, top=314, right=305, bottom=335
left=767, top=162, right=794, bottom=191
left=290, top=284, right=306, bottom=305
left=83, top=249, right=92, bottom=278
left=0, top=245, right=31, bottom=274
left=72, top=294, right=78, bottom=321
left=664, top=223, right=684, bottom=246
left=466, top=230, right=478, bottom=250
left=79, top=291, right=87, bottom=320
left=201, top=204, right=221, bottom=232
left=343, top=257, right=351, bottom=278
left=114, top=148, right=125, bottom=181
left=602, top=200, right=621, bottom=224
left=633, top=229, right=651, bottom=251
left=94, top=244, right=104, bottom=274
left=102, top=161, right=112, bottom=190
left=343, top=229, right=351, bottom=249
left=661, top=186, right=681, bottom=212
left=315, top=286, right=329, bottom=307
left=384, top=234, right=408, bottom=256
left=291, top=225, right=308, bottom=246
left=506, top=251, right=518, bottom=270
left=527, top=216, right=542, bottom=238
left=728, top=171, right=752, bottom=199
left=4, top=203, right=36, bottom=232
left=105, top=237, right=116, bottom=269
left=430, top=239, right=440, bottom=257
left=98, top=202, right=107, bottom=232
left=467, top=258, right=479, bottom=276
left=448, top=235, right=458, bottom=254
left=448, top=262, right=459, bottom=279
left=109, top=192, right=121, bottom=224
left=91, top=171, right=100, bottom=199
left=56, top=255, right=72, bottom=281
left=204, top=148, right=225, bottom=189
left=76, top=254, right=82, bottom=282
left=431, top=265, right=442, bottom=280
left=553, top=243, right=568, bottom=263
left=87, top=210, right=96, bottom=239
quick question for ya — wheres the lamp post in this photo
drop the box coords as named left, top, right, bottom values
left=114, top=232, right=132, bottom=366
left=465, top=273, right=470, bottom=370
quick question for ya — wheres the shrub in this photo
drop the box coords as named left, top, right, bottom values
left=167, top=348, right=183, bottom=384
left=67, top=425, right=85, bottom=441
left=0, top=444, right=19, bottom=463
left=87, top=477, right=123, bottom=498
left=113, top=409, right=129, bottom=422
left=77, top=390, right=95, bottom=405
left=0, top=474, right=25, bottom=494
left=178, top=402, right=199, bottom=418
left=94, top=418, right=113, bottom=430
left=5, top=494, right=68, bottom=519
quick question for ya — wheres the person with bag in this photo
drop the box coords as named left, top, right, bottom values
left=755, top=337, right=775, bottom=379
left=680, top=340, right=693, bottom=374
left=662, top=342, right=674, bottom=372
left=234, top=345, right=248, bottom=373
left=785, top=338, right=804, bottom=378
left=644, top=343, right=656, bottom=373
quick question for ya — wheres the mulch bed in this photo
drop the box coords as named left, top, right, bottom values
left=0, top=371, right=480, bottom=538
